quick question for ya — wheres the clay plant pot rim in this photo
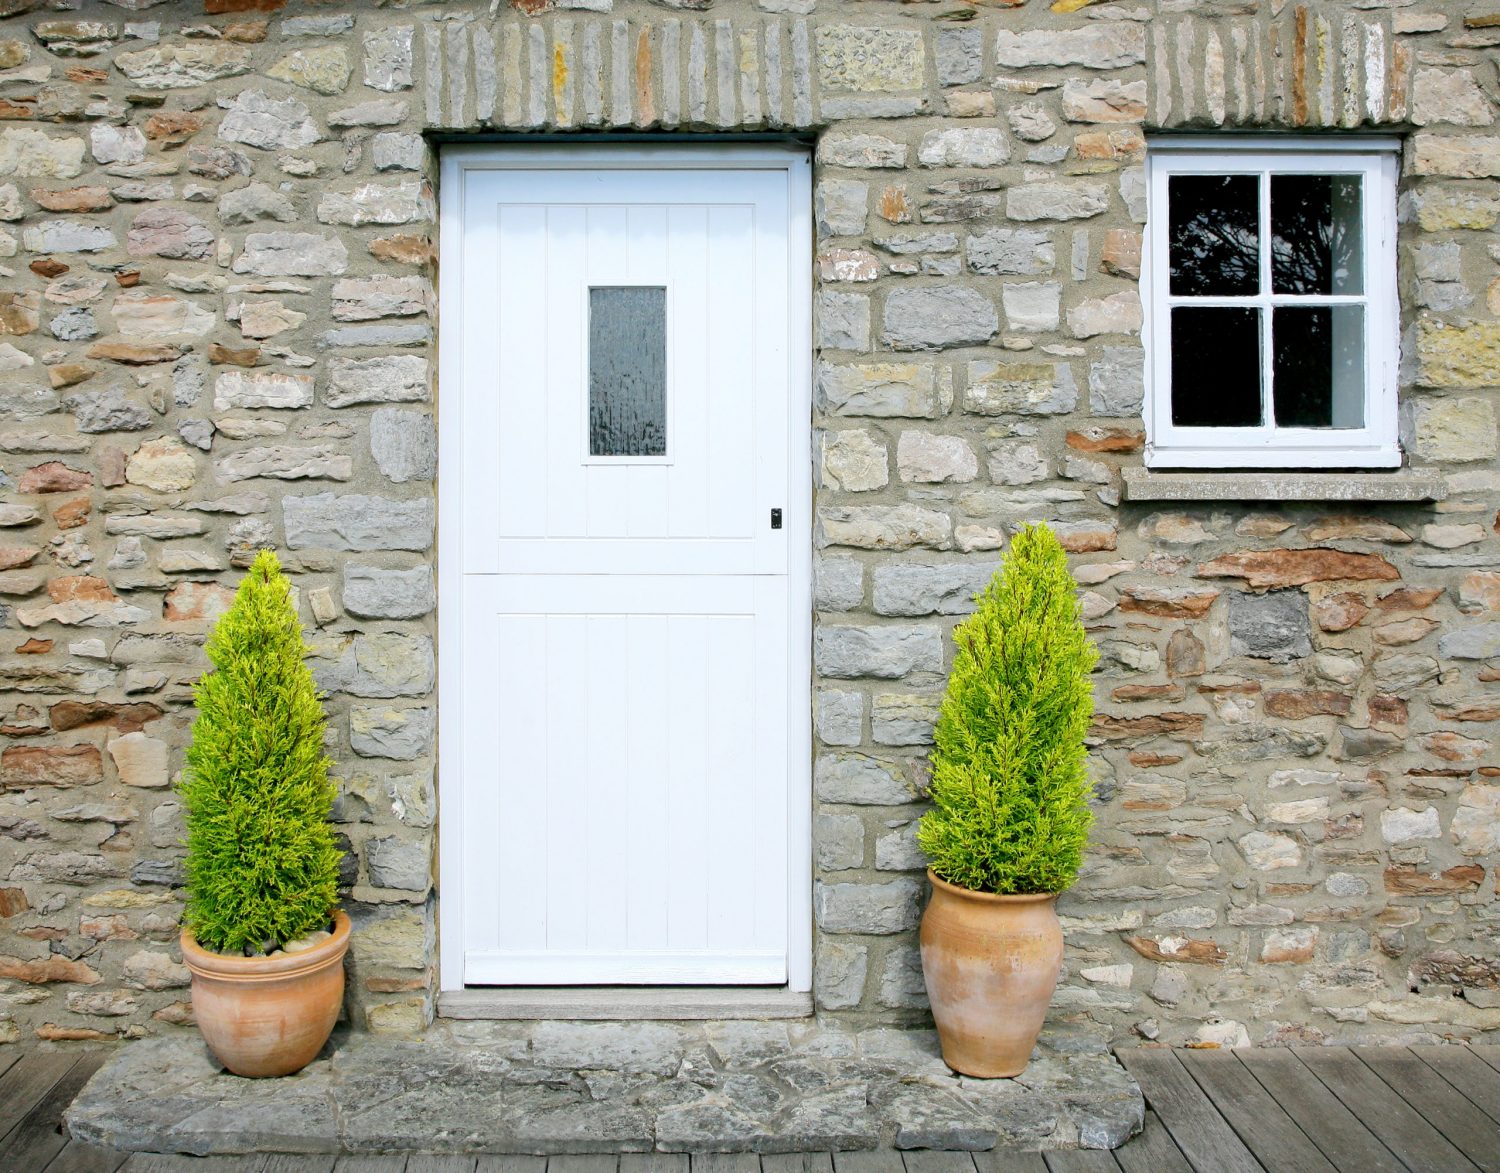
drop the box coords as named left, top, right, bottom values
left=927, top=869, right=1061, bottom=905
left=181, top=909, right=350, bottom=984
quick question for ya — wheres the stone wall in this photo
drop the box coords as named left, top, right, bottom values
left=0, top=0, right=1496, bottom=1051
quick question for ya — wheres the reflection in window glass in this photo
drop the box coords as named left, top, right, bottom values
left=1271, top=175, right=1363, bottom=295
left=1171, top=306, right=1263, bottom=427
left=589, top=286, right=667, bottom=457
left=1169, top=174, right=1260, bottom=296
left=1273, top=305, right=1365, bottom=429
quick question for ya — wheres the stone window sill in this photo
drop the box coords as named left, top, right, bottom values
left=1121, top=468, right=1449, bottom=503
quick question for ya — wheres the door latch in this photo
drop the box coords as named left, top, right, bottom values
left=770, top=508, right=783, bottom=530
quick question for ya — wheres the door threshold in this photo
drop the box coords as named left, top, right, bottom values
left=438, top=986, right=814, bottom=1021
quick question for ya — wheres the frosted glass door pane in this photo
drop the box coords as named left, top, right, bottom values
left=589, top=285, right=667, bottom=457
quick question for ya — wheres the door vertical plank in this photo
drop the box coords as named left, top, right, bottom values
left=544, top=614, right=590, bottom=952
left=494, top=610, right=548, bottom=954
left=1116, top=1049, right=1262, bottom=1173
left=1353, top=1047, right=1500, bottom=1173
left=583, top=613, right=631, bottom=952
left=1291, top=1045, right=1479, bottom=1173
left=624, top=613, right=672, bottom=952
left=666, top=614, right=710, bottom=951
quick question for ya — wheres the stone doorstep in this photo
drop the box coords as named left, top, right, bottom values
left=64, top=1019, right=1142, bottom=1156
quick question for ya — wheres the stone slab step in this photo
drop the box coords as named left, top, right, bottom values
left=65, top=1020, right=1141, bottom=1156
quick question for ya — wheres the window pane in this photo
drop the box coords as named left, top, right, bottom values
left=1171, top=306, right=1262, bottom=426
left=1169, top=174, right=1260, bottom=296
left=589, top=286, right=667, bottom=457
left=1273, top=305, right=1365, bottom=428
left=1271, top=175, right=1363, bottom=295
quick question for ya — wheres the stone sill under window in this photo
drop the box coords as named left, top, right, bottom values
left=1121, top=467, right=1449, bottom=503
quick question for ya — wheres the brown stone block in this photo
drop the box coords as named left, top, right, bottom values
left=0, top=545, right=39, bottom=571
left=203, top=0, right=284, bottom=11
left=63, top=66, right=108, bottom=84
left=142, top=111, right=204, bottom=143
left=208, top=342, right=260, bottom=367
left=1264, top=690, right=1352, bottom=720
left=1099, top=228, right=1141, bottom=278
left=1376, top=586, right=1442, bottom=611
left=115, top=269, right=139, bottom=288
left=1118, top=586, right=1219, bottom=618
left=47, top=362, right=95, bottom=389
left=1091, top=711, right=1205, bottom=740
left=0, top=955, right=101, bottom=984
left=0, top=290, right=40, bottom=335
left=87, top=341, right=182, bottom=365
left=1124, top=936, right=1227, bottom=965
left=1384, top=865, right=1485, bottom=894
left=365, top=975, right=429, bottom=993
left=223, top=21, right=268, bottom=42
left=1311, top=592, right=1369, bottom=632
left=1128, top=750, right=1183, bottom=767
left=52, top=497, right=89, bottom=530
left=1302, top=516, right=1412, bottom=543
left=30, top=258, right=68, bottom=278
left=1165, top=629, right=1206, bottom=677
left=1198, top=548, right=1400, bottom=590
left=164, top=580, right=235, bottom=622
left=0, top=888, right=28, bottom=917
left=49, top=699, right=162, bottom=733
left=152, top=1001, right=195, bottom=1025
left=0, top=99, right=34, bottom=119
left=1067, top=426, right=1143, bottom=453
left=1421, top=730, right=1489, bottom=762
left=49, top=575, right=117, bottom=603
left=15, top=638, right=51, bottom=655
left=36, top=1023, right=115, bottom=1041
left=1111, top=683, right=1185, bottom=702
left=369, top=234, right=435, bottom=266
left=18, top=461, right=91, bottom=493
left=2, top=743, right=103, bottom=788
left=1368, top=695, right=1408, bottom=730
left=878, top=184, right=910, bottom=224
left=30, top=186, right=112, bottom=213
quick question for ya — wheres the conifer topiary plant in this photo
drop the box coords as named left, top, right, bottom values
left=918, top=522, right=1098, bottom=896
left=181, top=548, right=342, bottom=956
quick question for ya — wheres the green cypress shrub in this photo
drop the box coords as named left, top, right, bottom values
left=180, top=549, right=341, bottom=954
left=917, top=523, right=1098, bottom=895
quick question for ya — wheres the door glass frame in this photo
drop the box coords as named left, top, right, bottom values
left=435, top=142, right=814, bottom=999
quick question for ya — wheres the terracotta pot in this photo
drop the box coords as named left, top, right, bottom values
left=919, top=870, right=1063, bottom=1078
left=181, top=909, right=350, bottom=1078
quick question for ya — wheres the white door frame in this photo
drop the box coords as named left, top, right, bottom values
left=436, top=142, right=814, bottom=997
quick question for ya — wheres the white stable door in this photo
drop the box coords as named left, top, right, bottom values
left=439, top=147, right=811, bottom=989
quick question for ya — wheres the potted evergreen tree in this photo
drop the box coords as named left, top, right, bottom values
left=177, top=549, right=349, bottom=1078
left=917, top=523, right=1097, bottom=1078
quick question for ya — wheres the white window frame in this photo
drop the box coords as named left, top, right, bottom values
left=1143, top=136, right=1401, bottom=470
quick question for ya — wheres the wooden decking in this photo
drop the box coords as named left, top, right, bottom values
left=5, top=1044, right=1500, bottom=1172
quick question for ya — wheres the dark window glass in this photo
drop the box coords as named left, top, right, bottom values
left=1273, top=305, right=1365, bottom=428
left=1271, top=174, right=1362, bottom=295
left=589, top=286, right=667, bottom=457
left=1169, top=174, right=1260, bottom=296
left=1171, top=306, right=1262, bottom=426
